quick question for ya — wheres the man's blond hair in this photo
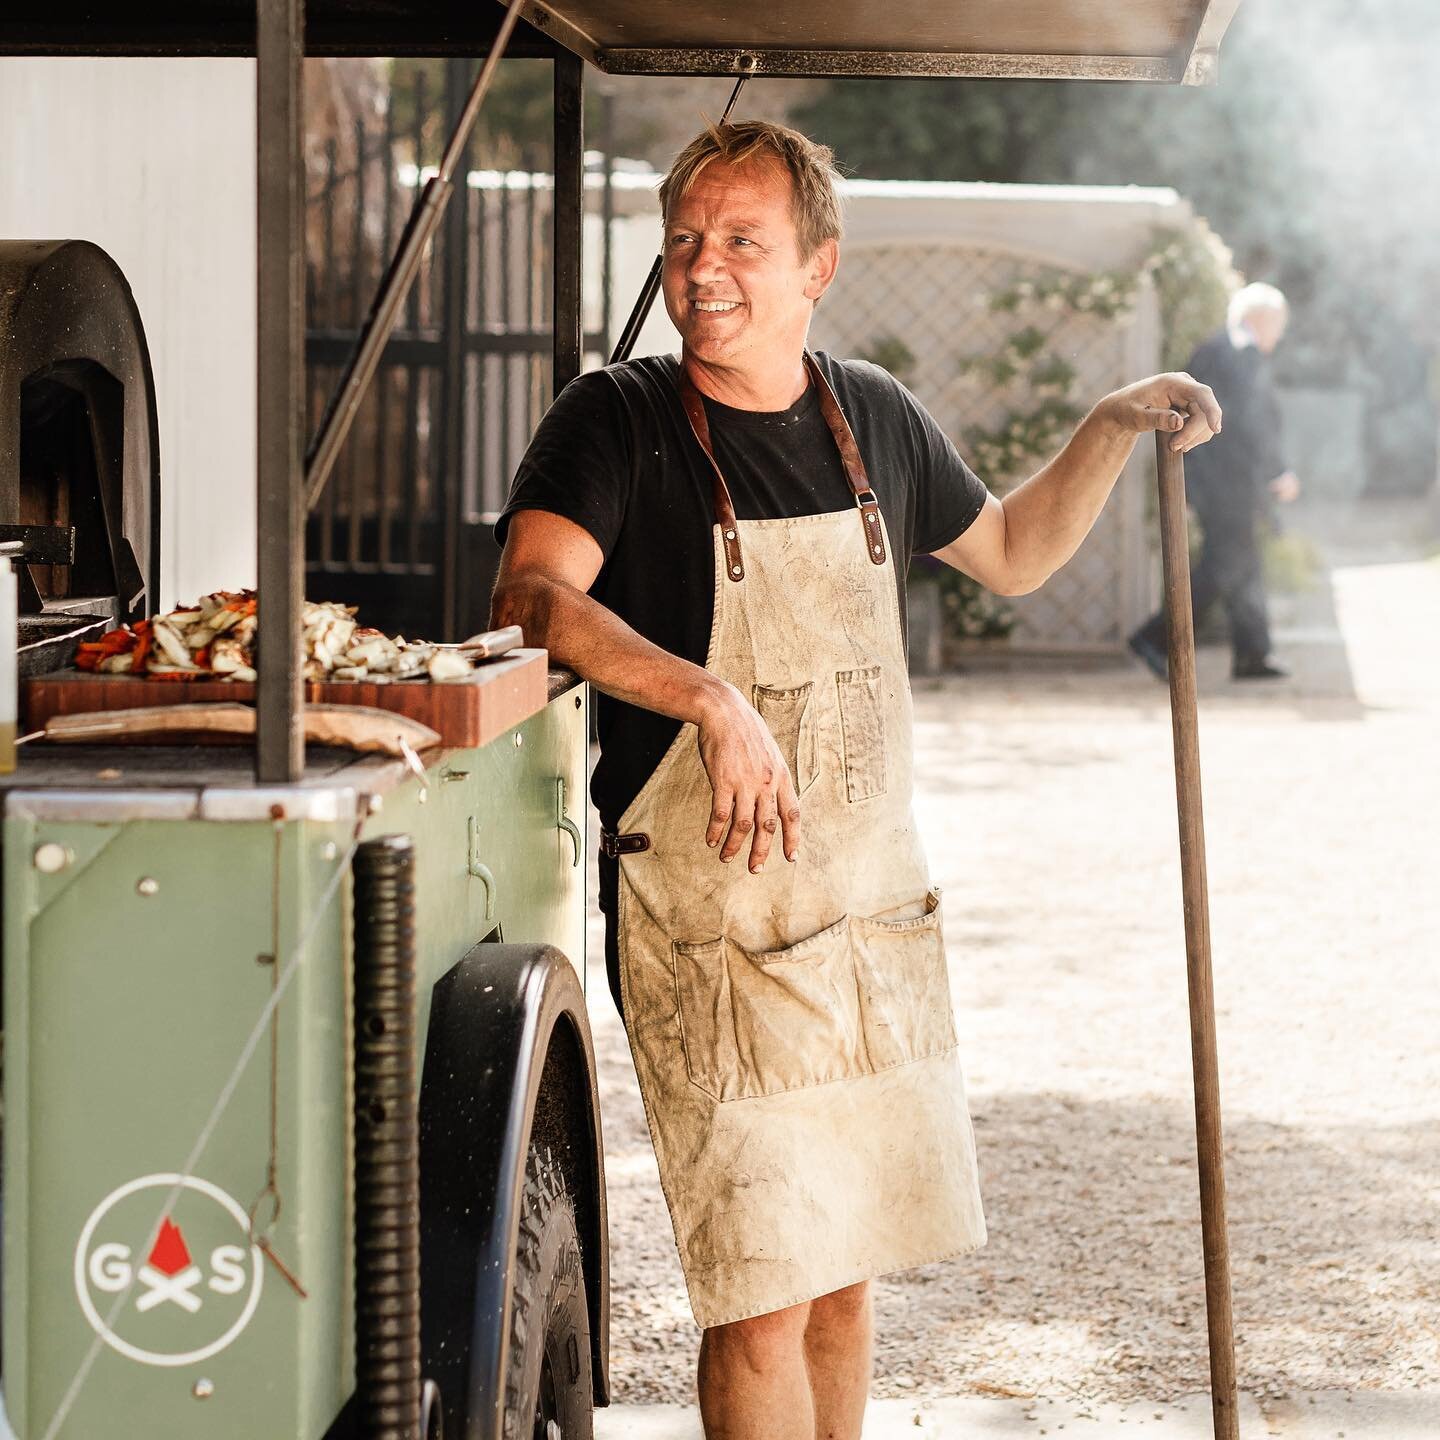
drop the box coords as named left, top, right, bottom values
left=658, top=120, right=844, bottom=260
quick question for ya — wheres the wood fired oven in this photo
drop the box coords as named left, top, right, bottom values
left=0, top=239, right=160, bottom=676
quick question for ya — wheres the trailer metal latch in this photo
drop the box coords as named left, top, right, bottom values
left=555, top=778, right=582, bottom=868
left=467, top=815, right=496, bottom=922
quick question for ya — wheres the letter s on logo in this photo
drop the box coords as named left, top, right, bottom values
left=208, top=1245, right=248, bottom=1296
left=88, top=1243, right=133, bottom=1293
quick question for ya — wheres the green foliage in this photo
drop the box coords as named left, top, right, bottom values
left=1263, top=531, right=1323, bottom=595
left=897, top=224, right=1234, bottom=654
left=965, top=400, right=1086, bottom=481
left=935, top=565, right=1017, bottom=641
left=988, top=270, right=1137, bottom=323
left=962, top=228, right=1236, bottom=485
left=385, top=59, right=658, bottom=171
left=855, top=335, right=918, bottom=385
left=789, top=1, right=1440, bottom=457
left=1145, top=225, right=1239, bottom=370
left=790, top=79, right=1078, bottom=184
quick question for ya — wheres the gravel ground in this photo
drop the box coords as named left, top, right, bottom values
left=583, top=501, right=1440, bottom=1408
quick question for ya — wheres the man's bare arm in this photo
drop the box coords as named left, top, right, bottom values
left=935, top=373, right=1222, bottom=595
left=491, top=508, right=799, bottom=872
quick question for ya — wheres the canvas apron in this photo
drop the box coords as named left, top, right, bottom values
left=611, top=355, right=987, bottom=1329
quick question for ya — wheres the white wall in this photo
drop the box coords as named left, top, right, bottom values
left=0, top=59, right=257, bottom=609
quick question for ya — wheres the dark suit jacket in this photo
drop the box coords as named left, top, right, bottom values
left=1183, top=329, right=1289, bottom=519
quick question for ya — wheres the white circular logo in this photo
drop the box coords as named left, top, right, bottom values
left=73, top=1173, right=264, bottom=1367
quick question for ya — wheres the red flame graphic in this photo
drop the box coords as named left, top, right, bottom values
left=147, top=1217, right=193, bottom=1276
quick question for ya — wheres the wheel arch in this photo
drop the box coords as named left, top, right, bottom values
left=417, top=941, right=610, bottom=1440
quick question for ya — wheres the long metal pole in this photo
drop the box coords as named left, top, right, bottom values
left=304, top=0, right=526, bottom=513
left=256, top=0, right=306, bottom=782
left=438, top=57, right=470, bottom=640
left=1155, top=435, right=1239, bottom=1440
left=553, top=49, right=585, bottom=392
left=607, top=73, right=750, bottom=365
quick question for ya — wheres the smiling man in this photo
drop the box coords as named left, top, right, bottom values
left=493, top=121, right=1220, bottom=1440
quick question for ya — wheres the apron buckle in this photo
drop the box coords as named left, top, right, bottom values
left=855, top=491, right=887, bottom=565
left=600, top=828, right=650, bottom=859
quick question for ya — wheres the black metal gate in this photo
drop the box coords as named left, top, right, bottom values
left=304, top=57, right=608, bottom=640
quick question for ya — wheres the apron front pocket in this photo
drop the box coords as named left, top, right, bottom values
left=673, top=918, right=865, bottom=1101
left=752, top=680, right=818, bottom=794
left=851, top=891, right=957, bottom=1069
left=836, top=665, right=887, bottom=802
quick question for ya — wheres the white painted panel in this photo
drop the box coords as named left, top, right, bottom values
left=0, top=59, right=257, bottom=609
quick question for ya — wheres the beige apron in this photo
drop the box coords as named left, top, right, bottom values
left=612, top=354, right=986, bottom=1328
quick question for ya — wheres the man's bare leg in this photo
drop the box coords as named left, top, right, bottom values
left=804, top=1281, right=873, bottom=1440
left=698, top=1301, right=815, bottom=1440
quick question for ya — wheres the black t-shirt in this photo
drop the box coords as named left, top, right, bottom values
left=495, top=350, right=988, bottom=832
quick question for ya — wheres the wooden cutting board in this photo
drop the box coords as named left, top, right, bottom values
left=22, top=647, right=549, bottom=750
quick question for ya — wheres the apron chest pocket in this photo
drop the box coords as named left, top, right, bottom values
left=672, top=893, right=955, bottom=1102
left=836, top=665, right=887, bottom=802
left=752, top=681, right=818, bottom=794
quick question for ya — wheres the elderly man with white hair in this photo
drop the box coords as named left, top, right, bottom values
left=1130, top=281, right=1301, bottom=681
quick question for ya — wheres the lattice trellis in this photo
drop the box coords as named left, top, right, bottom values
left=812, top=243, right=1153, bottom=652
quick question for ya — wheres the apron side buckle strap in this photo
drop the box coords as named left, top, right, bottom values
left=600, top=828, right=651, bottom=859
left=856, top=490, right=887, bottom=566
left=720, top=524, right=745, bottom=582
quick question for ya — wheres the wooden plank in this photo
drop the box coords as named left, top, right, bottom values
left=22, top=648, right=549, bottom=750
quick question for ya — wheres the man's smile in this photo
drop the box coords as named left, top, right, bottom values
left=691, top=299, right=743, bottom=313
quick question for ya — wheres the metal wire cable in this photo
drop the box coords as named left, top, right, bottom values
left=39, top=821, right=364, bottom=1440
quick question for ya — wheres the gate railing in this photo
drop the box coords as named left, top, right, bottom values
left=304, top=61, right=610, bottom=638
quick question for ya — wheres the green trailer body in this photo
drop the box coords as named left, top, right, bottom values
left=1, top=677, right=588, bottom=1438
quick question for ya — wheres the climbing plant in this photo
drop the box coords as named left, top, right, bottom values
left=871, top=220, right=1239, bottom=654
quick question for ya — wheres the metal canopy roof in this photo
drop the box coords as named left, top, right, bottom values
left=2, top=0, right=1241, bottom=81
left=505, top=0, right=1243, bottom=84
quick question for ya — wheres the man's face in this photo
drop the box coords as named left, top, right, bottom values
left=1248, top=306, right=1288, bottom=354
left=661, top=158, right=838, bottom=374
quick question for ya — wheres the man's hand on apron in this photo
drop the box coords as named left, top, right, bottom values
left=1102, top=372, right=1224, bottom=454
left=696, top=683, right=801, bottom=873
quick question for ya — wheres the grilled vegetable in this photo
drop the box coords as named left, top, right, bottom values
left=76, top=590, right=497, bottom=685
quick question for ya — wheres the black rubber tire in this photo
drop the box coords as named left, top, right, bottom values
left=501, top=1145, right=593, bottom=1440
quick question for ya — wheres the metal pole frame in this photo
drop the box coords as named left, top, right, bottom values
left=256, top=0, right=306, bottom=782
left=552, top=48, right=585, bottom=393
left=439, top=57, right=470, bottom=640
left=1155, top=435, right=1240, bottom=1440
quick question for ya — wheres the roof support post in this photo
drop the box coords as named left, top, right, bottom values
left=256, top=0, right=306, bottom=782
left=552, top=47, right=584, bottom=393
left=439, top=57, right=470, bottom=640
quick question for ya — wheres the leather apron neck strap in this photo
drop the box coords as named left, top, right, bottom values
left=676, top=353, right=888, bottom=582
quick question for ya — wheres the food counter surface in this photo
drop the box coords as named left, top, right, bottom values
left=0, top=665, right=580, bottom=822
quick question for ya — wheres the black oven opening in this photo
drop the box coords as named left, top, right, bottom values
left=19, top=360, right=124, bottom=615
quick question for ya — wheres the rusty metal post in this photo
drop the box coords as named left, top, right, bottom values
left=1155, top=434, right=1239, bottom=1440
left=256, top=0, right=306, bottom=782
left=552, top=47, right=585, bottom=393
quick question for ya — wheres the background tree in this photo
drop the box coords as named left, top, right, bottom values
left=793, top=0, right=1440, bottom=493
